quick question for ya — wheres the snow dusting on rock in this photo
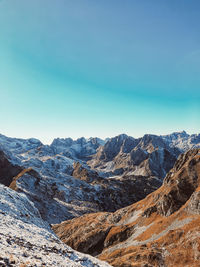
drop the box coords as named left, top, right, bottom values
left=0, top=184, right=111, bottom=267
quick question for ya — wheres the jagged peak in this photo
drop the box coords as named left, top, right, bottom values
left=104, top=133, right=135, bottom=144
left=50, top=137, right=73, bottom=146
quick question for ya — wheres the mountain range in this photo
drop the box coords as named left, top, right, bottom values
left=0, top=131, right=200, bottom=266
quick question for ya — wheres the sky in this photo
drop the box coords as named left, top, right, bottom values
left=0, top=0, right=200, bottom=144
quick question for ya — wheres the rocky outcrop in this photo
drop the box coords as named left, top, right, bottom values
left=0, top=150, right=22, bottom=186
left=53, top=149, right=200, bottom=267
left=72, top=161, right=100, bottom=182
left=146, top=149, right=200, bottom=217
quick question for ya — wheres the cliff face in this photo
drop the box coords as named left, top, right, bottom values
left=53, top=149, right=200, bottom=267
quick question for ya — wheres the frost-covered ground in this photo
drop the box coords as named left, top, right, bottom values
left=0, top=184, right=111, bottom=267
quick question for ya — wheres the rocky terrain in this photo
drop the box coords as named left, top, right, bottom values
left=0, top=149, right=161, bottom=224
left=0, top=132, right=200, bottom=266
left=0, top=183, right=111, bottom=267
left=53, top=149, right=200, bottom=267
left=0, top=131, right=199, bottom=225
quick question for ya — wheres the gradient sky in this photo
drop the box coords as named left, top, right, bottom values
left=0, top=0, right=200, bottom=143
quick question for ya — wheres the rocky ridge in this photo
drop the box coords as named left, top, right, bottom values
left=88, top=133, right=188, bottom=179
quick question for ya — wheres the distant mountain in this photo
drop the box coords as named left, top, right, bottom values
left=88, top=131, right=199, bottom=180
left=50, top=137, right=105, bottom=160
left=0, top=134, right=105, bottom=179
left=53, top=148, right=200, bottom=267
left=162, top=130, right=200, bottom=152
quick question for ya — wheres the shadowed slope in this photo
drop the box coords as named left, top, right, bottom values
left=0, top=150, right=23, bottom=186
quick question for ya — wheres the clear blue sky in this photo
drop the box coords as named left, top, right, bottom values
left=0, top=0, right=199, bottom=143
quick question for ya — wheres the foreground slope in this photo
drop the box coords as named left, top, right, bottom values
left=53, top=149, right=200, bottom=267
left=0, top=184, right=111, bottom=267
